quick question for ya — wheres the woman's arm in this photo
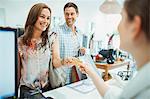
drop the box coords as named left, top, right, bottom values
left=17, top=52, right=21, bottom=86
left=90, top=71, right=109, bottom=97
left=51, top=36, right=62, bottom=68
left=51, top=36, right=74, bottom=67
left=79, top=63, right=110, bottom=97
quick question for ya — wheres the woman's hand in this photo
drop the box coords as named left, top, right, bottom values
left=36, top=70, right=48, bottom=88
left=62, top=57, right=78, bottom=66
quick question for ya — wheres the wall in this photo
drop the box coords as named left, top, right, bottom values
left=0, top=0, right=101, bottom=30
left=0, top=0, right=124, bottom=40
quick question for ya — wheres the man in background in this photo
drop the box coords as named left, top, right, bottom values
left=52, top=2, right=87, bottom=84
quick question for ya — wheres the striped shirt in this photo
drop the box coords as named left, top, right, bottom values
left=52, top=23, right=83, bottom=84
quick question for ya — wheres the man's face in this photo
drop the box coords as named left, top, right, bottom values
left=64, top=7, right=78, bottom=27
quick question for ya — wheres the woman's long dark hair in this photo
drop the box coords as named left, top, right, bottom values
left=22, top=3, right=51, bottom=48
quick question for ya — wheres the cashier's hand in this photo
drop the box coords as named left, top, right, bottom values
left=78, top=62, right=96, bottom=77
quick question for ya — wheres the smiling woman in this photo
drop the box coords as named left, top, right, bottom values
left=17, top=3, right=77, bottom=98
left=17, top=3, right=53, bottom=98
left=17, top=2, right=81, bottom=98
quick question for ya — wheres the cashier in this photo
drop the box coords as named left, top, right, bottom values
left=78, top=0, right=150, bottom=98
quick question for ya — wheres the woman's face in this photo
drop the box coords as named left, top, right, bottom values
left=34, top=8, right=51, bottom=32
left=118, top=9, right=134, bottom=52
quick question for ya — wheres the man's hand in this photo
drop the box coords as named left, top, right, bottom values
left=79, top=47, right=86, bottom=56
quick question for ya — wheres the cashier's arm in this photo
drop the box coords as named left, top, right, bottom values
left=78, top=63, right=110, bottom=97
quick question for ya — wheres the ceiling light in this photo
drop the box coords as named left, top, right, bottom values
left=99, top=0, right=121, bottom=14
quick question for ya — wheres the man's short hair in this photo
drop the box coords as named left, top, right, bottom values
left=64, top=2, right=79, bottom=13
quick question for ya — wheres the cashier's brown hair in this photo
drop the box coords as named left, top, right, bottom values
left=124, top=0, right=150, bottom=41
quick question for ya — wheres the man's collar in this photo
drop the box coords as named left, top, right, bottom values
left=63, top=23, right=79, bottom=33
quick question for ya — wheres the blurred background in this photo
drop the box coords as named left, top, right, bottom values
left=0, top=0, right=125, bottom=50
